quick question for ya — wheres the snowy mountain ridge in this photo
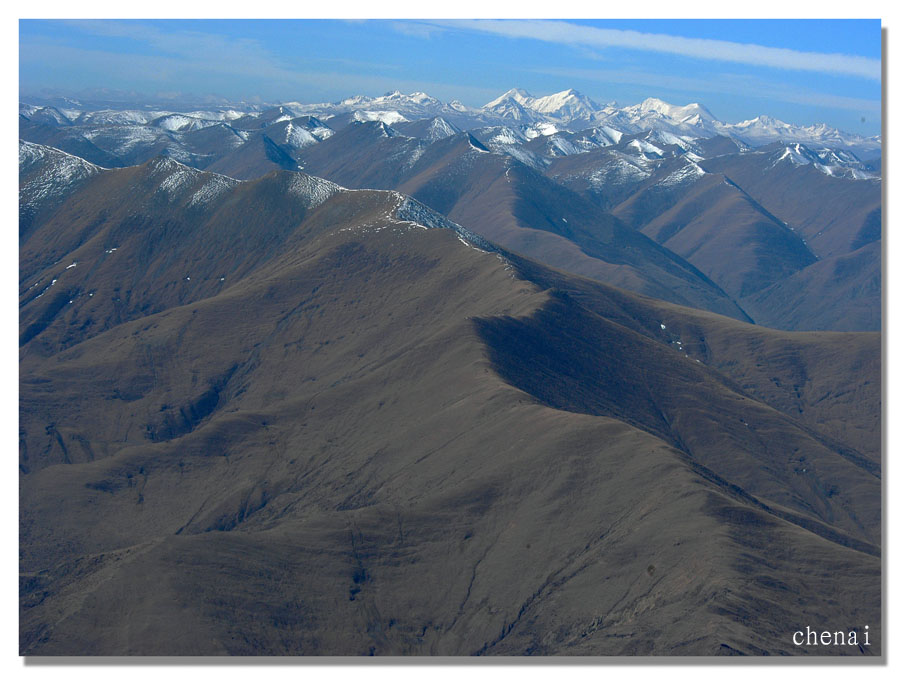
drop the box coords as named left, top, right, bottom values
left=21, top=89, right=879, bottom=154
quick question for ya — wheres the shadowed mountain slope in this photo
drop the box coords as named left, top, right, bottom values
left=503, top=255, right=880, bottom=466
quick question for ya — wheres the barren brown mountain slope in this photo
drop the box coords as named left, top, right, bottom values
left=20, top=151, right=880, bottom=656
left=741, top=240, right=881, bottom=332
left=203, top=133, right=299, bottom=179
left=700, top=147, right=881, bottom=260
left=297, top=127, right=749, bottom=322
left=613, top=166, right=818, bottom=299
left=545, top=141, right=880, bottom=332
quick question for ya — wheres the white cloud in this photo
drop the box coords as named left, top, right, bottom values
left=389, top=21, right=448, bottom=39
left=440, top=19, right=881, bottom=81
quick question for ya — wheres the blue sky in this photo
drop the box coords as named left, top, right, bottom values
left=19, top=19, right=882, bottom=135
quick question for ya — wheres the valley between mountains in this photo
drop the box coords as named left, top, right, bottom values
left=19, top=89, right=881, bottom=656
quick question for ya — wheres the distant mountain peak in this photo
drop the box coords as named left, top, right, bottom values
left=735, top=114, right=786, bottom=128
left=483, top=88, right=602, bottom=125
left=632, top=97, right=717, bottom=124
left=485, top=88, right=534, bottom=108
left=339, top=94, right=373, bottom=106
left=530, top=89, right=600, bottom=119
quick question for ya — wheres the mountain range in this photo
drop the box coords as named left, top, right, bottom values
left=22, top=87, right=882, bottom=155
left=19, top=84, right=882, bottom=656
left=19, top=144, right=881, bottom=655
left=18, top=89, right=882, bottom=333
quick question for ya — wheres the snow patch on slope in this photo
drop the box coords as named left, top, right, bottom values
left=522, top=122, right=559, bottom=139
left=83, top=125, right=166, bottom=155
left=188, top=173, right=240, bottom=207
left=283, top=121, right=319, bottom=149
left=774, top=143, right=812, bottom=166
left=79, top=109, right=172, bottom=126
left=158, top=165, right=200, bottom=196
left=393, top=194, right=501, bottom=254
left=424, top=117, right=460, bottom=141
left=146, top=157, right=242, bottom=206
left=353, top=110, right=409, bottom=125
left=19, top=141, right=103, bottom=207
left=657, top=160, right=706, bottom=188
left=154, top=114, right=221, bottom=132
left=627, top=138, right=665, bottom=157
left=287, top=172, right=345, bottom=209
left=589, top=153, right=654, bottom=187
left=769, top=142, right=876, bottom=180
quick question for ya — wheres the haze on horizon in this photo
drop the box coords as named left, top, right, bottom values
left=19, top=19, right=882, bottom=136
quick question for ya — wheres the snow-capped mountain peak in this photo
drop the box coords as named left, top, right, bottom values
left=376, top=90, right=440, bottom=106
left=484, top=88, right=602, bottom=125
left=485, top=88, right=534, bottom=109
left=482, top=89, right=543, bottom=124
left=768, top=141, right=874, bottom=180
left=734, top=115, right=790, bottom=130
left=529, top=89, right=600, bottom=118
left=339, top=95, right=373, bottom=106
left=19, top=88, right=881, bottom=176
left=630, top=98, right=718, bottom=125
left=406, top=91, right=442, bottom=106
left=726, top=115, right=877, bottom=153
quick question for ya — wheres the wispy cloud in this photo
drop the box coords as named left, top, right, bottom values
left=19, top=27, right=499, bottom=105
left=438, top=20, right=881, bottom=81
left=389, top=21, right=448, bottom=39
left=59, top=20, right=294, bottom=75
